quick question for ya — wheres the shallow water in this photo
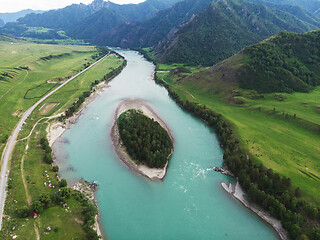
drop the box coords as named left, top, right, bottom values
left=53, top=50, right=278, bottom=240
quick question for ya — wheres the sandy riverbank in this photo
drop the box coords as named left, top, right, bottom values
left=111, top=99, right=174, bottom=180
left=221, top=181, right=288, bottom=240
left=46, top=81, right=109, bottom=147
left=46, top=81, right=110, bottom=240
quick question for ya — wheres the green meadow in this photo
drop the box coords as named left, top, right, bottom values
left=157, top=66, right=320, bottom=206
left=0, top=39, right=97, bottom=156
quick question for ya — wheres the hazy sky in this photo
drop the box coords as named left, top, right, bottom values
left=0, top=0, right=145, bottom=13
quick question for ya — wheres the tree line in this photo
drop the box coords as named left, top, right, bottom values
left=117, top=109, right=173, bottom=169
left=154, top=73, right=320, bottom=240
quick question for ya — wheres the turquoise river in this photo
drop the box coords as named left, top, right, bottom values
left=53, top=50, right=278, bottom=240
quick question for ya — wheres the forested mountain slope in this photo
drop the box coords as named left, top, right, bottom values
left=180, top=29, right=320, bottom=93
left=239, top=30, right=320, bottom=92
left=155, top=0, right=319, bottom=66
left=247, top=0, right=320, bottom=27
left=69, top=8, right=126, bottom=41
left=249, top=0, right=320, bottom=14
left=93, top=0, right=213, bottom=47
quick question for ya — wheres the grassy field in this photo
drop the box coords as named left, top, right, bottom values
left=0, top=39, right=99, bottom=157
left=0, top=37, right=125, bottom=239
left=2, top=124, right=87, bottom=239
left=157, top=65, right=320, bottom=206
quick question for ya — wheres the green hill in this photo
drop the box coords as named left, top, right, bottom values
left=171, top=29, right=320, bottom=93
left=155, top=0, right=319, bottom=66
left=240, top=30, right=320, bottom=93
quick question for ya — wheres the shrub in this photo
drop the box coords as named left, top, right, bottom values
left=39, top=193, right=51, bottom=208
left=52, top=165, right=59, bottom=172
left=60, top=179, right=67, bottom=188
left=32, top=200, right=44, bottom=214
left=16, top=205, right=30, bottom=218
left=43, top=153, right=53, bottom=164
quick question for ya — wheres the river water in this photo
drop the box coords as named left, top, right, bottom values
left=53, top=50, right=278, bottom=240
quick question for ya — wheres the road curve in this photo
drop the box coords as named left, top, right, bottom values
left=0, top=53, right=109, bottom=229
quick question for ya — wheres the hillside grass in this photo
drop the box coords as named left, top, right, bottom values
left=158, top=67, right=320, bottom=206
left=0, top=39, right=125, bottom=239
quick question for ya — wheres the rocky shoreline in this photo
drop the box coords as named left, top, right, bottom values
left=71, top=180, right=104, bottom=239
left=111, top=99, right=174, bottom=180
left=221, top=181, right=288, bottom=240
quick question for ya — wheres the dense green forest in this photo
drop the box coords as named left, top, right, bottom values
left=117, top=109, right=173, bottom=168
left=155, top=0, right=318, bottom=66
left=240, top=30, right=320, bottom=92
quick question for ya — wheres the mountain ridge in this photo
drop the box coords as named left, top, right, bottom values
left=92, top=0, right=213, bottom=47
left=155, top=0, right=319, bottom=66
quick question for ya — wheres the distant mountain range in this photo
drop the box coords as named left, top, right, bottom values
left=0, top=9, right=44, bottom=24
left=0, top=0, right=182, bottom=41
left=6, top=0, right=180, bottom=34
left=69, top=0, right=183, bottom=41
left=94, top=0, right=213, bottom=47
left=1, top=0, right=320, bottom=68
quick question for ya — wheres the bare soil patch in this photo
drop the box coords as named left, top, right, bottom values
left=39, top=103, right=59, bottom=115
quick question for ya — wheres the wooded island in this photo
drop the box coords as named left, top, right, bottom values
left=117, top=109, right=173, bottom=169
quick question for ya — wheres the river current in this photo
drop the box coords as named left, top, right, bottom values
left=53, top=50, right=278, bottom=240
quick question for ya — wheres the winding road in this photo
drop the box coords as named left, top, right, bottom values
left=0, top=53, right=109, bottom=229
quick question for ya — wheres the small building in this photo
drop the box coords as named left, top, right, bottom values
left=32, top=212, right=37, bottom=218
